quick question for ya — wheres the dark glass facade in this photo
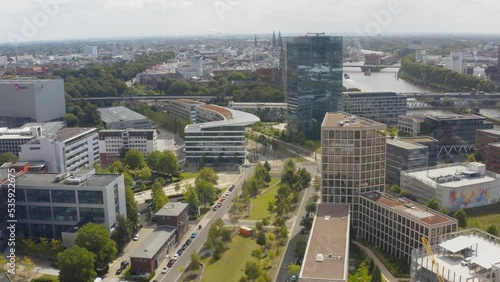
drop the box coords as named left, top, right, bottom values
left=283, top=36, right=343, bottom=137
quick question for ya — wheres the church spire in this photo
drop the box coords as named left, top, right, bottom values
left=277, top=30, right=282, bottom=49
left=272, top=31, right=276, bottom=48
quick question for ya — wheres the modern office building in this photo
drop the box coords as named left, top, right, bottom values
left=98, top=106, right=152, bottom=129
left=397, top=115, right=424, bottom=137
left=19, top=128, right=99, bottom=173
left=228, top=102, right=287, bottom=122
left=83, top=46, right=97, bottom=57
left=181, top=57, right=203, bottom=79
left=485, top=143, right=500, bottom=175
left=386, top=138, right=429, bottom=185
left=321, top=112, right=386, bottom=227
left=359, top=192, right=458, bottom=264
left=130, top=226, right=177, bottom=275
left=410, top=229, right=500, bottom=282
left=0, top=126, right=42, bottom=155
left=401, top=136, right=439, bottom=167
left=475, top=129, right=500, bottom=173
left=299, top=204, right=350, bottom=282
left=420, top=114, right=493, bottom=155
left=154, top=202, right=189, bottom=240
left=98, top=129, right=158, bottom=165
left=184, top=107, right=259, bottom=169
left=342, top=91, right=407, bottom=126
left=283, top=35, right=343, bottom=137
left=0, top=79, right=66, bottom=122
left=400, top=162, right=500, bottom=211
left=167, top=99, right=205, bottom=123
left=0, top=169, right=126, bottom=239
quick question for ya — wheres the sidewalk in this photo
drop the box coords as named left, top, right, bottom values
left=353, top=241, right=410, bottom=282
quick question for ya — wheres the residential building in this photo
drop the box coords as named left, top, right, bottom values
left=0, top=79, right=66, bottom=122
left=299, top=204, right=350, bottom=282
left=0, top=169, right=126, bottom=240
left=228, top=102, right=287, bottom=122
left=359, top=192, right=458, bottom=263
left=342, top=91, right=407, bottom=126
left=420, top=114, right=493, bottom=155
left=130, top=226, right=177, bottom=275
left=19, top=128, right=99, bottom=173
left=154, top=202, right=189, bottom=240
left=98, top=129, right=158, bottom=165
left=98, top=106, right=152, bottom=129
left=401, top=136, right=439, bottom=167
left=400, top=162, right=500, bottom=211
left=485, top=143, right=500, bottom=175
left=386, top=138, right=429, bottom=185
left=410, top=229, right=500, bottom=282
left=475, top=129, right=500, bottom=173
left=283, top=36, right=343, bottom=137
left=321, top=112, right=386, bottom=227
left=0, top=126, right=42, bottom=155
left=184, top=107, right=259, bottom=169
left=167, top=99, right=205, bottom=123
left=397, top=115, right=424, bottom=137
left=83, top=46, right=97, bottom=57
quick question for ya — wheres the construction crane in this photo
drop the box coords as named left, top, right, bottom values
left=421, top=236, right=445, bottom=282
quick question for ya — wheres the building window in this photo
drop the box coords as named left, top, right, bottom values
left=78, top=190, right=104, bottom=204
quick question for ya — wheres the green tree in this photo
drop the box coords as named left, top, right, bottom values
left=0, top=152, right=18, bottom=164
left=64, top=113, right=79, bottom=127
left=157, top=150, right=179, bottom=175
left=467, top=153, right=477, bottom=163
left=111, top=215, right=133, bottom=251
left=174, top=182, right=181, bottom=192
left=256, top=271, right=272, bottom=282
left=486, top=225, right=498, bottom=236
left=372, top=265, right=382, bottom=282
left=196, top=167, right=219, bottom=185
left=425, top=199, right=440, bottom=211
left=0, top=256, right=6, bottom=273
left=305, top=201, right=316, bottom=216
left=125, top=185, right=139, bottom=226
left=146, top=150, right=162, bottom=170
left=75, top=223, right=117, bottom=271
left=245, top=261, right=261, bottom=281
left=287, top=263, right=301, bottom=277
left=188, top=250, right=201, bottom=271
left=400, top=190, right=407, bottom=198
left=139, top=166, right=152, bottom=180
left=124, top=149, right=145, bottom=170
left=454, top=209, right=467, bottom=228
left=263, top=160, right=271, bottom=172
left=368, top=258, right=374, bottom=272
left=151, top=179, right=169, bottom=212
left=294, top=235, right=307, bottom=259
left=195, top=179, right=217, bottom=207
left=57, top=246, right=97, bottom=282
left=439, top=207, right=449, bottom=215
left=21, top=256, right=35, bottom=277
left=256, top=231, right=267, bottom=251
left=312, top=175, right=321, bottom=193
left=184, top=184, right=201, bottom=211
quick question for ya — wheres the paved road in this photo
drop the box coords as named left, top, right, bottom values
left=157, top=166, right=254, bottom=282
left=275, top=163, right=319, bottom=282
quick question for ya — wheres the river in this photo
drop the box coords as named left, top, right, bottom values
left=342, top=62, right=427, bottom=93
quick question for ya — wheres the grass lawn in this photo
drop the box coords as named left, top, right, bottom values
left=182, top=172, right=199, bottom=180
left=467, top=213, right=500, bottom=232
left=35, top=274, right=59, bottom=282
left=247, top=178, right=280, bottom=220
left=202, top=235, right=259, bottom=282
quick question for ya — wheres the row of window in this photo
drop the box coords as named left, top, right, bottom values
left=15, top=188, right=104, bottom=204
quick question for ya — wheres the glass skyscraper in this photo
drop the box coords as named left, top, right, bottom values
left=283, top=36, right=343, bottom=137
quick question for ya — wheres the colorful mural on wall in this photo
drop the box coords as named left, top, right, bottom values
left=449, top=187, right=490, bottom=210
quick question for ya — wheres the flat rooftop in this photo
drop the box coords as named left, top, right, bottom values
left=476, top=128, right=500, bottom=136
left=98, top=106, right=148, bottom=123
left=343, top=91, right=400, bottom=98
left=55, top=127, right=97, bottom=142
left=13, top=172, right=121, bottom=188
left=419, top=230, right=500, bottom=280
left=131, top=226, right=176, bottom=259
left=200, top=104, right=233, bottom=120
left=387, top=138, right=428, bottom=150
left=23, top=121, right=66, bottom=136
left=401, top=136, right=437, bottom=144
left=300, top=204, right=349, bottom=281
left=425, top=114, right=484, bottom=121
left=174, top=99, right=205, bottom=105
left=321, top=112, right=386, bottom=129
left=361, top=192, right=456, bottom=225
left=185, top=108, right=260, bottom=131
left=154, top=202, right=188, bottom=217
left=403, top=163, right=497, bottom=188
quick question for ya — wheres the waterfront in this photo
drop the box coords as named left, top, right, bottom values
left=343, top=63, right=427, bottom=93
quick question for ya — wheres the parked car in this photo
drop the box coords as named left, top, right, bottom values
left=191, top=232, right=197, bottom=238
left=181, top=244, right=188, bottom=251
left=161, top=266, right=169, bottom=274
left=172, top=254, right=179, bottom=260
left=167, top=259, right=174, bottom=267
left=133, top=234, right=140, bottom=241
left=120, top=260, right=129, bottom=269
left=177, top=249, right=184, bottom=256
left=225, top=191, right=230, bottom=196
left=186, top=239, right=192, bottom=246
left=115, top=268, right=123, bottom=275
left=219, top=198, right=225, bottom=203
left=212, top=205, right=219, bottom=211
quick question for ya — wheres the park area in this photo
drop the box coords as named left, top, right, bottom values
left=247, top=178, right=280, bottom=220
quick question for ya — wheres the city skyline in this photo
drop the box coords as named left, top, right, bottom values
left=2, top=0, right=500, bottom=43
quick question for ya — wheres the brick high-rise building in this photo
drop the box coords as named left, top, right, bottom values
left=320, top=112, right=386, bottom=227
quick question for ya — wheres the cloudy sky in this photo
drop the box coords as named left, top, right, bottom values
left=2, top=0, right=499, bottom=43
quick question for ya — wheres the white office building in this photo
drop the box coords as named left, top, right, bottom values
left=0, top=79, right=66, bottom=122
left=98, top=106, right=152, bottom=129
left=401, top=162, right=500, bottom=211
left=19, top=128, right=99, bottom=173
left=98, top=129, right=158, bottom=165
left=0, top=126, right=42, bottom=155
left=83, top=46, right=98, bottom=57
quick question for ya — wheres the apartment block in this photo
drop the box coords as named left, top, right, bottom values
left=321, top=112, right=386, bottom=227
left=98, top=129, right=158, bottom=165
left=359, top=192, right=458, bottom=263
left=167, top=99, right=205, bottom=123
left=342, top=91, right=408, bottom=126
left=400, top=162, right=500, bottom=211
left=19, top=128, right=99, bottom=173
left=386, top=138, right=429, bottom=185
left=0, top=169, right=126, bottom=240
